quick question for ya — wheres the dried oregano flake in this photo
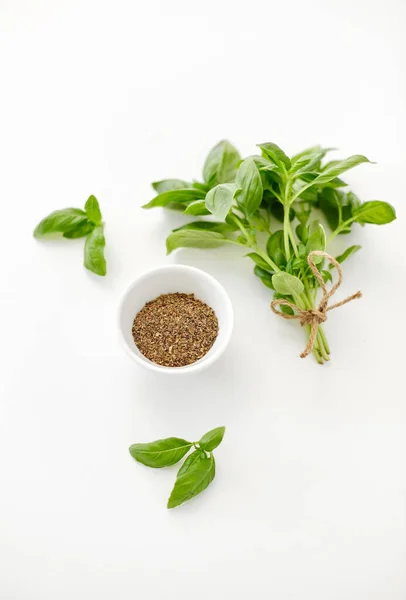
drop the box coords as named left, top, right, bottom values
left=132, top=293, right=218, bottom=367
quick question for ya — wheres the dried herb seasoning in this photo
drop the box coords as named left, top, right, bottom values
left=132, top=293, right=218, bottom=367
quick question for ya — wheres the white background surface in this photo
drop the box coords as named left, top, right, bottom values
left=1, top=1, right=405, bottom=598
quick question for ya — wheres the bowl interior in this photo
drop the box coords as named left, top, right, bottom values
left=119, top=266, right=233, bottom=371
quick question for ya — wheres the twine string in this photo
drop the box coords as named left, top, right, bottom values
left=270, top=251, right=362, bottom=359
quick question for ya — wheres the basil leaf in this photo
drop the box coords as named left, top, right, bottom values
left=255, top=159, right=284, bottom=191
left=295, top=205, right=311, bottom=225
left=235, top=158, right=263, bottom=217
left=202, top=140, right=241, bottom=186
left=167, top=453, right=215, bottom=509
left=199, top=426, right=225, bottom=452
left=84, top=224, right=106, bottom=276
left=273, top=292, right=295, bottom=315
left=183, top=200, right=211, bottom=216
left=291, top=145, right=335, bottom=166
left=330, top=244, right=361, bottom=268
left=293, top=181, right=319, bottom=203
left=254, top=265, right=274, bottom=279
left=324, top=177, right=348, bottom=189
left=166, top=229, right=227, bottom=254
left=272, top=272, right=304, bottom=296
left=318, top=188, right=351, bottom=232
left=152, top=179, right=190, bottom=193
left=250, top=213, right=269, bottom=233
left=262, top=280, right=275, bottom=290
left=166, top=203, right=189, bottom=212
left=322, top=270, right=333, bottom=283
left=177, top=449, right=206, bottom=477
left=347, top=191, right=361, bottom=211
left=353, top=201, right=396, bottom=224
left=192, top=182, right=211, bottom=193
left=257, top=142, right=291, bottom=170
left=33, top=208, right=88, bottom=238
left=309, top=155, right=371, bottom=187
left=63, top=220, right=95, bottom=239
left=254, top=267, right=275, bottom=290
left=291, top=257, right=305, bottom=270
left=205, top=183, right=236, bottom=220
left=129, top=437, right=192, bottom=468
left=266, top=230, right=286, bottom=267
left=291, top=147, right=336, bottom=175
left=297, top=243, right=307, bottom=257
left=250, top=155, right=277, bottom=171
left=295, top=223, right=309, bottom=244
left=291, top=145, right=323, bottom=164
left=173, top=221, right=236, bottom=235
left=246, top=253, right=272, bottom=270
left=280, top=304, right=294, bottom=315
left=319, top=196, right=338, bottom=231
left=143, top=189, right=204, bottom=209
left=299, top=172, right=348, bottom=189
left=306, top=223, right=326, bottom=255
left=84, top=195, right=102, bottom=224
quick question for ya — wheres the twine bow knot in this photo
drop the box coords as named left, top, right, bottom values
left=271, top=251, right=362, bottom=359
left=299, top=307, right=327, bottom=327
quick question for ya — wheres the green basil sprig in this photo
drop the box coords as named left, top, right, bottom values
left=34, top=195, right=107, bottom=276
left=129, top=426, right=225, bottom=509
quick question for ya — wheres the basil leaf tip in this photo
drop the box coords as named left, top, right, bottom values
left=84, top=224, right=106, bottom=276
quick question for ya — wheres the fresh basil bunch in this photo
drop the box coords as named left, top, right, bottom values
left=144, top=140, right=396, bottom=363
left=34, top=195, right=107, bottom=276
left=129, top=426, right=225, bottom=508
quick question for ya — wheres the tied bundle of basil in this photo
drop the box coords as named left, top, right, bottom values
left=34, top=195, right=107, bottom=276
left=129, top=427, right=225, bottom=508
left=144, top=140, right=396, bottom=363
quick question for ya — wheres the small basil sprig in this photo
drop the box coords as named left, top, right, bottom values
left=33, top=195, right=107, bottom=276
left=129, top=426, right=225, bottom=509
left=142, top=140, right=241, bottom=214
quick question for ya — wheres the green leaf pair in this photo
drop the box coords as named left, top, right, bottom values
left=143, top=188, right=205, bottom=210
left=33, top=195, right=106, bottom=276
left=143, top=141, right=241, bottom=216
left=204, top=156, right=264, bottom=221
left=129, top=426, right=225, bottom=509
left=144, top=141, right=264, bottom=224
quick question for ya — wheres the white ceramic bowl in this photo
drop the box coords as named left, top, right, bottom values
left=118, top=265, right=234, bottom=374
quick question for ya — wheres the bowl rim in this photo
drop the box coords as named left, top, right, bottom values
left=117, top=264, right=234, bottom=374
